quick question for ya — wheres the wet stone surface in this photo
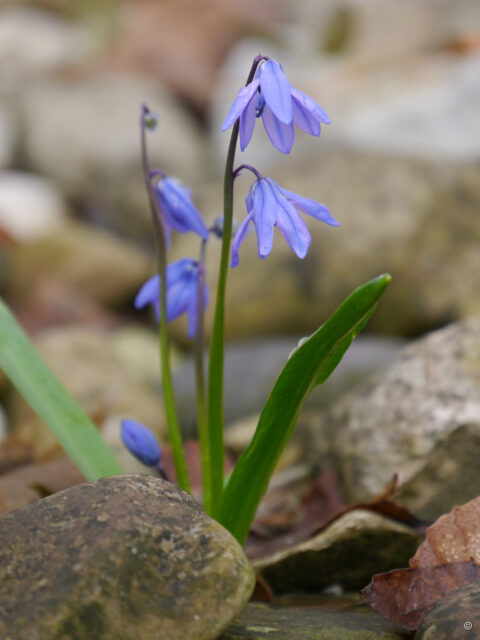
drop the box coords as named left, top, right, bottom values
left=220, top=601, right=411, bottom=640
left=0, top=474, right=255, bottom=640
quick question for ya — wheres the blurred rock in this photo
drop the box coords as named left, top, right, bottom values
left=20, top=73, right=208, bottom=239
left=327, top=53, right=480, bottom=162
left=304, top=318, right=480, bottom=506
left=109, top=324, right=183, bottom=392
left=0, top=7, right=95, bottom=91
left=174, top=336, right=403, bottom=435
left=0, top=172, right=68, bottom=241
left=0, top=103, right=15, bottom=168
left=0, top=474, right=255, bottom=640
left=5, top=220, right=152, bottom=306
left=9, top=325, right=166, bottom=458
left=255, top=510, right=420, bottom=594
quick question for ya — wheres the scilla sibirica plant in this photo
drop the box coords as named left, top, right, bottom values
left=0, top=55, right=390, bottom=544
left=120, top=54, right=391, bottom=543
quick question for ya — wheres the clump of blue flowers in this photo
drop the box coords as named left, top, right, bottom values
left=122, top=55, right=390, bottom=543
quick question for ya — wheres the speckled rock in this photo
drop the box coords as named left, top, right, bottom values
left=255, top=510, right=420, bottom=594
left=220, top=602, right=410, bottom=640
left=0, top=474, right=255, bottom=640
left=304, top=319, right=480, bottom=508
left=416, top=583, right=480, bottom=640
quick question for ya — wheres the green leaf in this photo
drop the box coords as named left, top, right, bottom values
left=217, top=274, right=391, bottom=543
left=0, top=298, right=124, bottom=480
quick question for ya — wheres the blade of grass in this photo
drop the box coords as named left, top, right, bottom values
left=0, top=298, right=124, bottom=480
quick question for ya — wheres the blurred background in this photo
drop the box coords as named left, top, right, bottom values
left=0, top=0, right=479, bottom=474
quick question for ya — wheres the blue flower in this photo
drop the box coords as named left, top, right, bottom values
left=231, top=177, right=339, bottom=267
left=135, top=258, right=208, bottom=338
left=121, top=419, right=162, bottom=466
left=222, top=58, right=330, bottom=154
left=156, top=176, right=208, bottom=240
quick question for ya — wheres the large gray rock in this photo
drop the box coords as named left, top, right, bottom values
left=0, top=474, right=255, bottom=640
left=221, top=601, right=411, bottom=639
left=255, top=510, right=420, bottom=594
left=304, top=319, right=480, bottom=507
left=19, top=72, right=207, bottom=239
left=416, top=582, right=480, bottom=640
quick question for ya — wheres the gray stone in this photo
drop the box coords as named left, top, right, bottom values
left=173, top=336, right=403, bottom=435
left=221, top=601, right=411, bottom=639
left=416, top=582, right=480, bottom=640
left=0, top=171, right=68, bottom=241
left=397, top=423, right=480, bottom=521
left=0, top=474, right=255, bottom=640
left=328, top=53, right=480, bottom=162
left=0, top=7, right=95, bottom=89
left=20, top=73, right=208, bottom=239
left=304, top=319, right=480, bottom=506
left=254, top=510, right=420, bottom=594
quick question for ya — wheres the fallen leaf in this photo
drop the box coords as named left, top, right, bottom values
left=410, top=495, right=480, bottom=568
left=362, top=562, right=480, bottom=630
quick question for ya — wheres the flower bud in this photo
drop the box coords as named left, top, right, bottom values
left=121, top=419, right=162, bottom=467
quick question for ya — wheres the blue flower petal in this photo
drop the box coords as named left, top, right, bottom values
left=290, top=87, right=330, bottom=124
left=252, top=179, right=278, bottom=259
left=269, top=183, right=311, bottom=258
left=231, top=210, right=254, bottom=267
left=292, top=94, right=321, bottom=136
left=259, top=60, right=293, bottom=124
left=239, top=89, right=259, bottom=151
left=167, top=258, right=196, bottom=284
left=121, top=419, right=162, bottom=466
left=261, top=104, right=294, bottom=154
left=135, top=275, right=160, bottom=309
left=186, top=277, right=208, bottom=338
left=157, top=178, right=208, bottom=239
left=167, top=270, right=196, bottom=322
left=280, top=187, right=339, bottom=226
left=222, top=79, right=260, bottom=131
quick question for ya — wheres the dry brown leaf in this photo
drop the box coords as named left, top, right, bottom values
left=362, top=562, right=480, bottom=631
left=410, top=495, right=480, bottom=568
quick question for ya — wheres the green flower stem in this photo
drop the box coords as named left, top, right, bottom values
left=140, top=109, right=191, bottom=493
left=207, top=55, right=266, bottom=516
left=195, top=239, right=211, bottom=513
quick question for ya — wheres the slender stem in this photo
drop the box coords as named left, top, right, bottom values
left=233, top=164, right=263, bottom=181
left=140, top=106, right=191, bottom=493
left=207, top=56, right=266, bottom=516
left=194, top=240, right=211, bottom=513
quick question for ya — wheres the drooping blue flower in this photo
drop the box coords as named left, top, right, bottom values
left=156, top=176, right=208, bottom=240
left=121, top=419, right=162, bottom=466
left=231, top=177, right=339, bottom=267
left=135, top=258, right=208, bottom=338
left=222, top=58, right=331, bottom=154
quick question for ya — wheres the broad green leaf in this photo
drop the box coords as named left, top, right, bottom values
left=0, top=299, right=124, bottom=480
left=217, top=274, right=391, bottom=543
